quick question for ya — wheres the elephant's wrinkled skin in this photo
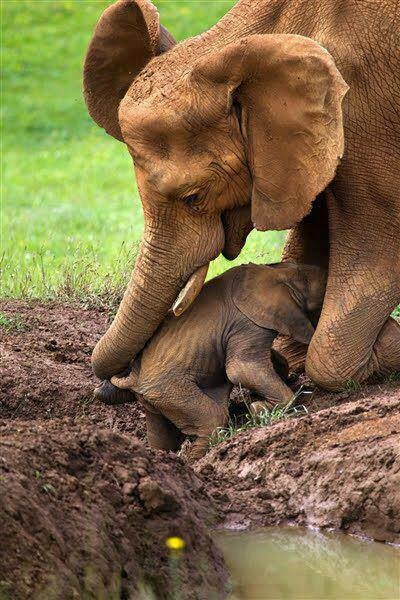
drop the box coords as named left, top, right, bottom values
left=111, top=262, right=326, bottom=460
left=83, top=0, right=400, bottom=392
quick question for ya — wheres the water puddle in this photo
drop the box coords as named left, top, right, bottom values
left=215, top=527, right=400, bottom=599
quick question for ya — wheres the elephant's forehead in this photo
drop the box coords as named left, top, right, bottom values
left=119, top=99, right=185, bottom=145
left=119, top=87, right=220, bottom=148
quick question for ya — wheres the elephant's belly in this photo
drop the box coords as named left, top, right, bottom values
left=197, top=372, right=232, bottom=404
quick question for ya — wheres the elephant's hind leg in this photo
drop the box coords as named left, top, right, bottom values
left=226, top=328, right=294, bottom=412
left=368, top=317, right=400, bottom=380
left=156, top=380, right=228, bottom=462
left=144, top=409, right=184, bottom=451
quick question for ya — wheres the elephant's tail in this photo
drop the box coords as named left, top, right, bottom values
left=111, top=359, right=140, bottom=392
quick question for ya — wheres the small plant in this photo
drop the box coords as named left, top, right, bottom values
left=210, top=402, right=308, bottom=447
left=385, top=371, right=400, bottom=383
left=345, top=378, right=362, bottom=393
left=0, top=312, right=26, bottom=332
left=41, top=483, right=56, bottom=495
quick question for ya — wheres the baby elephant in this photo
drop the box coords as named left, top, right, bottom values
left=112, top=262, right=326, bottom=461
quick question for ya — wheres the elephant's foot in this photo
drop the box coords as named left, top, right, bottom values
left=365, top=316, right=400, bottom=381
left=185, top=436, right=210, bottom=463
left=93, top=379, right=136, bottom=405
left=307, top=316, right=400, bottom=391
left=273, top=335, right=308, bottom=374
left=250, top=400, right=275, bottom=415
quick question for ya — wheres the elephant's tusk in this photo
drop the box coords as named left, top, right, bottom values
left=172, top=264, right=209, bottom=316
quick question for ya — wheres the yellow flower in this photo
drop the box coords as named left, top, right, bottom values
left=166, top=536, right=185, bottom=551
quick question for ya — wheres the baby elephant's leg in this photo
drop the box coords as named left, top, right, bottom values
left=154, top=380, right=228, bottom=462
left=226, top=327, right=294, bottom=412
left=144, top=408, right=184, bottom=452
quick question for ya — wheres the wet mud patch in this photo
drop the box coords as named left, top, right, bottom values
left=197, top=386, right=400, bottom=543
left=0, top=300, right=146, bottom=439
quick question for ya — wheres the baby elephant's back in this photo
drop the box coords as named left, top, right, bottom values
left=138, top=269, right=237, bottom=380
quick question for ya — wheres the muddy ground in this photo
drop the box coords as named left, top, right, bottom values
left=0, top=420, right=228, bottom=600
left=1, top=300, right=399, bottom=598
left=197, top=389, right=400, bottom=543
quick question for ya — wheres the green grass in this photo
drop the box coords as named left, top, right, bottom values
left=345, top=378, right=362, bottom=393
left=0, top=311, right=26, bottom=331
left=386, top=371, right=400, bottom=382
left=2, top=0, right=285, bottom=302
left=210, top=402, right=309, bottom=447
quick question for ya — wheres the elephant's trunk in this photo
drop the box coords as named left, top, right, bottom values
left=92, top=234, right=184, bottom=380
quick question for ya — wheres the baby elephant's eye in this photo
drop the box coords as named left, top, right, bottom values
left=182, top=193, right=199, bottom=206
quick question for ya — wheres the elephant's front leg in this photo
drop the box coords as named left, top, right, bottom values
left=370, top=317, right=400, bottom=378
left=226, top=327, right=294, bottom=411
left=307, top=307, right=400, bottom=390
left=282, top=188, right=400, bottom=389
left=304, top=197, right=400, bottom=389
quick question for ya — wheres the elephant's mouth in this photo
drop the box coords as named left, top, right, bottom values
left=172, top=263, right=209, bottom=316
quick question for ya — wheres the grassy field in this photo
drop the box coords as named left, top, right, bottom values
left=2, top=1, right=399, bottom=317
left=2, top=0, right=285, bottom=305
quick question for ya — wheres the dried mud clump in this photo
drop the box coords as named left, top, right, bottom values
left=0, top=420, right=228, bottom=600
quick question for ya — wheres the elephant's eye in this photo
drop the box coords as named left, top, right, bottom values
left=182, top=193, right=199, bottom=206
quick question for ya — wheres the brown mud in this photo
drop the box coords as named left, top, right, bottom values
left=0, top=419, right=228, bottom=599
left=0, top=300, right=146, bottom=439
left=1, top=300, right=399, bottom=597
left=198, top=388, right=400, bottom=544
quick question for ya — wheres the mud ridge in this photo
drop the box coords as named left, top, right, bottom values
left=197, top=388, right=400, bottom=543
left=0, top=419, right=228, bottom=599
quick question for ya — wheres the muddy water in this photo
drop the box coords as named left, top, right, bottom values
left=215, top=527, right=400, bottom=600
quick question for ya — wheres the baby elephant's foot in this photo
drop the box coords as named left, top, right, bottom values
left=185, top=436, right=210, bottom=463
left=93, top=380, right=136, bottom=405
left=250, top=394, right=295, bottom=416
left=250, top=400, right=276, bottom=415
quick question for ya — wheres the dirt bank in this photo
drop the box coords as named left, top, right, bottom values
left=1, top=298, right=399, bottom=596
left=197, top=387, right=400, bottom=543
left=0, top=419, right=228, bottom=600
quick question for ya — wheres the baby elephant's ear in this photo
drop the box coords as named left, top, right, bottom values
left=232, top=265, right=315, bottom=344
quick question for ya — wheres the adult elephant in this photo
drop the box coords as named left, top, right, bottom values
left=83, top=0, right=400, bottom=391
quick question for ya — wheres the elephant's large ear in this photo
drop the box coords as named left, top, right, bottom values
left=232, top=264, right=315, bottom=344
left=192, top=35, right=348, bottom=230
left=83, top=0, right=175, bottom=141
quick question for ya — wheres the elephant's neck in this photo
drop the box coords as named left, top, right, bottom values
left=212, top=0, right=339, bottom=45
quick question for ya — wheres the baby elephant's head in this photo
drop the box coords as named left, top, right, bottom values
left=233, top=262, right=327, bottom=345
